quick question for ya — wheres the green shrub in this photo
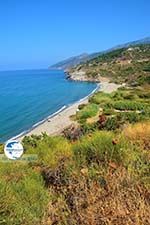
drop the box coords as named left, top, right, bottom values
left=22, top=134, right=43, bottom=151
left=143, top=65, right=150, bottom=72
left=104, top=117, right=121, bottom=130
left=141, top=107, right=150, bottom=119
left=113, top=100, right=147, bottom=111
left=123, top=93, right=138, bottom=100
left=81, top=122, right=98, bottom=134
left=89, top=92, right=111, bottom=104
left=103, top=108, right=115, bottom=115
left=117, top=112, right=140, bottom=123
left=112, top=91, right=124, bottom=100
left=76, top=103, right=99, bottom=120
left=0, top=163, right=49, bottom=225
left=137, top=75, right=150, bottom=85
left=35, top=136, right=72, bottom=169
left=137, top=91, right=150, bottom=99
left=78, top=103, right=87, bottom=110
left=73, top=131, right=136, bottom=167
left=102, top=101, right=114, bottom=110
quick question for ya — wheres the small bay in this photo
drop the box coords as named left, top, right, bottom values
left=0, top=69, right=97, bottom=142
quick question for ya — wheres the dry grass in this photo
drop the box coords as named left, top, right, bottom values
left=43, top=168, right=150, bottom=225
left=123, top=122, right=150, bottom=150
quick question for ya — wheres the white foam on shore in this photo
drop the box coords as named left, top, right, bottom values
left=9, top=83, right=100, bottom=141
left=9, top=105, right=67, bottom=141
left=78, top=83, right=100, bottom=103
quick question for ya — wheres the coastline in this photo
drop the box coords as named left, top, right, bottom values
left=14, top=83, right=100, bottom=141
left=15, top=81, right=121, bottom=142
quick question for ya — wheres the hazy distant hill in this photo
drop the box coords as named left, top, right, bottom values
left=49, top=37, right=150, bottom=70
left=49, top=53, right=89, bottom=70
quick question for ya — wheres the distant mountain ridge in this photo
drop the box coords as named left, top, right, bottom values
left=49, top=37, right=150, bottom=70
left=49, top=53, right=90, bottom=70
left=68, top=42, right=150, bottom=86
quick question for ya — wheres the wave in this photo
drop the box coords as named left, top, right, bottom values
left=78, top=83, right=100, bottom=103
left=9, top=105, right=67, bottom=141
left=9, top=83, right=100, bottom=141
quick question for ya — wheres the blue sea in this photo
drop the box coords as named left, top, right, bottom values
left=0, top=69, right=97, bottom=142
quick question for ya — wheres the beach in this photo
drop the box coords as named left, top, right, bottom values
left=17, top=81, right=120, bottom=141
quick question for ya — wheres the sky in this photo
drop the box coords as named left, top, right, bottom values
left=0, top=0, right=149, bottom=70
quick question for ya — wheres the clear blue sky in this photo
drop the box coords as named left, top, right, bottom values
left=0, top=0, right=149, bottom=70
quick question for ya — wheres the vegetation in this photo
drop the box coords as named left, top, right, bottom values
left=0, top=163, right=49, bottom=225
left=69, top=44, right=150, bottom=85
left=74, top=87, right=150, bottom=133
left=1, top=123, right=147, bottom=225
left=76, top=103, right=99, bottom=123
left=0, top=44, right=150, bottom=224
left=1, top=85, right=149, bottom=224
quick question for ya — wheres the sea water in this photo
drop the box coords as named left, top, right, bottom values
left=0, top=69, right=97, bottom=142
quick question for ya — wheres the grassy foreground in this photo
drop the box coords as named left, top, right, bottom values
left=0, top=86, right=149, bottom=225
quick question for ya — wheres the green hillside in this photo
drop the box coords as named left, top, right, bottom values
left=0, top=87, right=150, bottom=224
left=0, top=43, right=150, bottom=224
left=69, top=44, right=150, bottom=85
left=49, top=37, right=150, bottom=70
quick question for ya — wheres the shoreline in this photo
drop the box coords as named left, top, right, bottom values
left=15, top=81, right=120, bottom=142
left=13, top=83, right=100, bottom=141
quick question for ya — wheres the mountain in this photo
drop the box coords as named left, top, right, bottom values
left=68, top=43, right=150, bottom=86
left=113, top=37, right=150, bottom=49
left=49, top=53, right=89, bottom=70
left=88, top=37, right=150, bottom=60
left=49, top=37, right=150, bottom=70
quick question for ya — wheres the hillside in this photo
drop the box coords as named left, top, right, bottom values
left=0, top=39, right=150, bottom=225
left=49, top=53, right=89, bottom=70
left=68, top=44, right=150, bottom=85
left=49, top=37, right=150, bottom=70
left=1, top=85, right=149, bottom=224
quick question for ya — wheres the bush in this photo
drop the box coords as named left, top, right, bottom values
left=112, top=91, right=124, bottom=100
left=137, top=91, right=150, bottom=99
left=104, top=116, right=121, bottom=130
left=143, top=65, right=150, bottom=72
left=78, top=103, right=87, bottom=110
left=81, top=122, right=98, bottom=134
left=123, top=93, right=138, bottom=100
left=89, top=92, right=111, bottom=104
left=113, top=100, right=147, bottom=111
left=117, top=112, right=141, bottom=123
left=22, top=134, right=43, bottom=150
left=63, top=124, right=83, bottom=141
left=76, top=103, right=99, bottom=121
left=73, top=131, right=135, bottom=167
left=0, top=163, right=49, bottom=225
left=137, top=75, right=150, bottom=85
left=103, top=108, right=115, bottom=115
left=36, top=136, right=72, bottom=169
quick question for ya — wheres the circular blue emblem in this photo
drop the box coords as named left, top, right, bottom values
left=4, top=140, right=24, bottom=160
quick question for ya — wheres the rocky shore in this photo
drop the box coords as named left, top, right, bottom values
left=65, top=70, right=110, bottom=83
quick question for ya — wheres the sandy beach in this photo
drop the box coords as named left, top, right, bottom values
left=17, top=81, right=120, bottom=141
